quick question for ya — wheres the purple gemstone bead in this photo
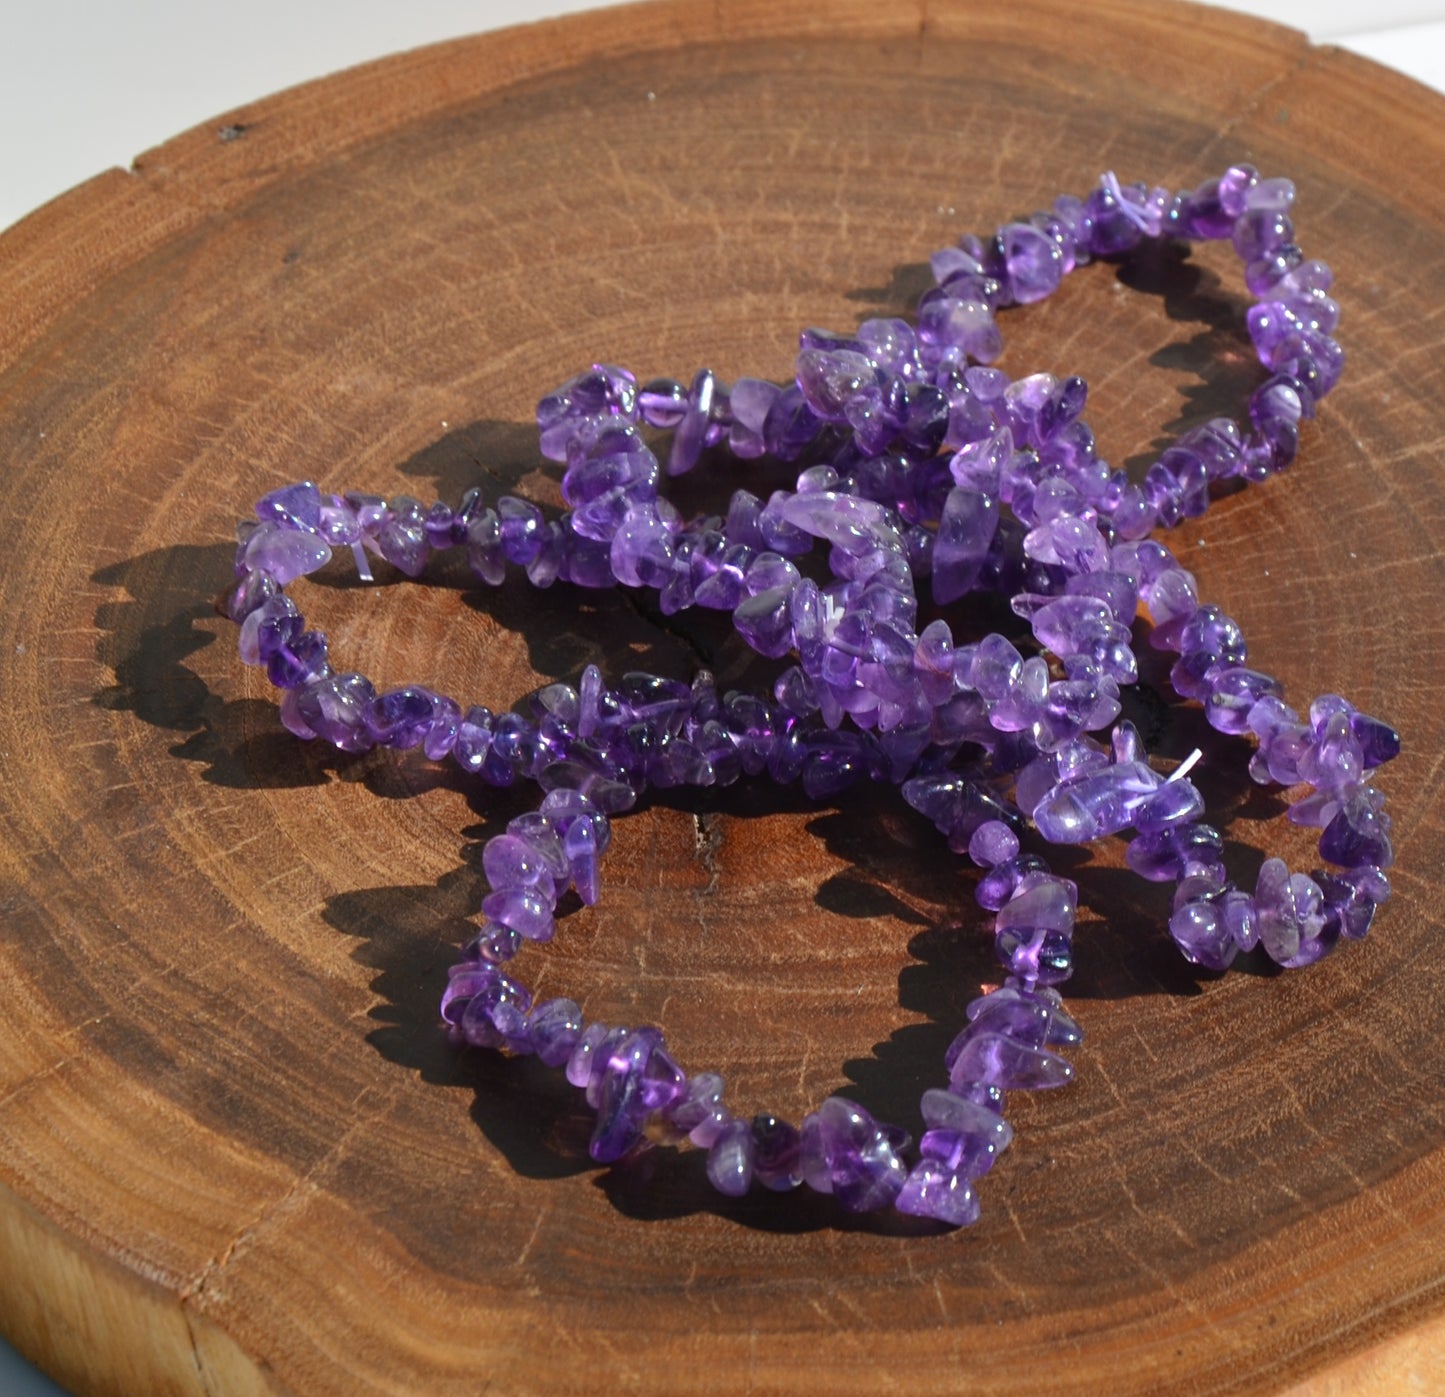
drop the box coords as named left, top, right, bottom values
left=733, top=585, right=796, bottom=659
left=921, top=1087, right=1013, bottom=1164
left=1205, top=667, right=1284, bottom=735
left=451, top=705, right=496, bottom=775
left=947, top=999, right=1051, bottom=1063
left=242, top=521, right=332, bottom=584
left=294, top=672, right=377, bottom=752
left=566, top=1023, right=609, bottom=1088
left=1033, top=761, right=1160, bottom=843
left=491, top=712, right=544, bottom=777
left=524, top=998, right=582, bottom=1068
left=667, top=369, right=718, bottom=477
left=223, top=570, right=279, bottom=623
left=1349, top=712, right=1401, bottom=768
left=895, top=1161, right=980, bottom=1227
left=1255, top=858, right=1317, bottom=965
left=256, top=481, right=323, bottom=533
left=1234, top=208, right=1294, bottom=262
left=968, top=820, right=1019, bottom=868
left=933, top=487, right=999, bottom=604
left=265, top=628, right=330, bottom=690
left=440, top=963, right=492, bottom=1024
left=376, top=497, right=430, bottom=577
left=560, top=814, right=602, bottom=905
left=707, top=1118, right=756, bottom=1197
left=1132, top=778, right=1205, bottom=835
left=751, top=1114, right=803, bottom=1191
left=1176, top=177, right=1234, bottom=239
left=365, top=686, right=443, bottom=749
left=664, top=1072, right=729, bottom=1147
left=1169, top=898, right=1237, bottom=971
left=799, top=1097, right=907, bottom=1212
left=947, top=1031, right=1072, bottom=1091
left=582, top=1027, right=630, bottom=1108
left=964, top=983, right=1081, bottom=1046
left=423, top=500, right=455, bottom=548
left=1126, top=822, right=1224, bottom=883
left=975, top=854, right=1047, bottom=911
left=463, top=920, right=522, bottom=965
left=959, top=635, right=1019, bottom=705
left=993, top=874, right=1077, bottom=984
left=592, top=1027, right=687, bottom=1163
left=466, top=508, right=506, bottom=585
left=918, top=294, right=1002, bottom=364
left=1000, top=221, right=1064, bottom=304
left=506, top=815, right=571, bottom=883
left=498, top=496, right=546, bottom=565
left=726, top=377, right=781, bottom=458
left=762, top=385, right=823, bottom=460
left=638, top=377, right=687, bottom=429
left=1318, top=867, right=1388, bottom=941
left=458, top=970, right=531, bottom=1049
left=480, top=886, right=554, bottom=941
left=1319, top=789, right=1394, bottom=869
left=1215, top=891, right=1257, bottom=954
left=1179, top=605, right=1247, bottom=664
left=1084, top=181, right=1144, bottom=256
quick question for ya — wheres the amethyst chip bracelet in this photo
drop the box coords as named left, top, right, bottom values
left=223, top=166, right=1398, bottom=1229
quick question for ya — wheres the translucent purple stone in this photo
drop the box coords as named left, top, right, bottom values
left=664, top=1072, right=729, bottom=1147
left=947, top=1031, right=1072, bottom=1091
left=458, top=970, right=531, bottom=1050
left=733, top=585, right=796, bottom=659
left=1000, top=221, right=1064, bottom=304
left=376, top=497, right=430, bottom=577
left=968, top=819, right=1019, bottom=868
left=1318, top=867, right=1388, bottom=941
left=1132, top=777, right=1205, bottom=835
left=525, top=998, right=584, bottom=1068
left=799, top=1097, right=907, bottom=1212
left=750, top=1114, right=803, bottom=1191
left=480, top=886, right=554, bottom=941
left=895, top=1161, right=980, bottom=1226
left=993, top=873, right=1077, bottom=984
left=975, top=854, right=1047, bottom=911
left=1205, top=667, right=1284, bottom=735
left=933, top=488, right=999, bottom=604
left=667, top=369, right=718, bottom=476
left=256, top=481, right=323, bottom=532
left=1169, top=898, right=1237, bottom=971
left=242, top=521, right=332, bottom=584
left=364, top=687, right=445, bottom=750
left=223, top=569, right=279, bottom=623
left=265, top=628, right=329, bottom=691
left=917, top=293, right=1002, bottom=364
left=707, top=1118, right=756, bottom=1197
left=1319, top=790, right=1394, bottom=869
left=1032, top=761, right=1161, bottom=843
left=591, top=1027, right=686, bottom=1163
left=1126, top=822, right=1224, bottom=883
left=921, top=1087, right=1013, bottom=1164
left=291, top=673, right=376, bottom=751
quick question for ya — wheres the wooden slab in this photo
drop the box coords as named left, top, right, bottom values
left=2, top=1, right=1443, bottom=1391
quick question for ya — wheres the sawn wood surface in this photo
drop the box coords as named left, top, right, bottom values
left=1, top=1, right=1443, bottom=1392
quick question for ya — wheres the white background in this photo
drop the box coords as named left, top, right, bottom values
left=3, top=0, right=1445, bottom=232
left=2, top=0, right=1443, bottom=1391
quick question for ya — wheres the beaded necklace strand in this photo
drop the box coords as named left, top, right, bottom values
left=223, top=165, right=1397, bottom=1227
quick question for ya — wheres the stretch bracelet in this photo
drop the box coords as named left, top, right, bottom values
left=223, top=166, right=1397, bottom=1227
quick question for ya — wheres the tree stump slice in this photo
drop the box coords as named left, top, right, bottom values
left=2, top=1, right=1443, bottom=1392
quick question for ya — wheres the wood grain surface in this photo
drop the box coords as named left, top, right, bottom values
left=2, top=1, right=1443, bottom=1392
